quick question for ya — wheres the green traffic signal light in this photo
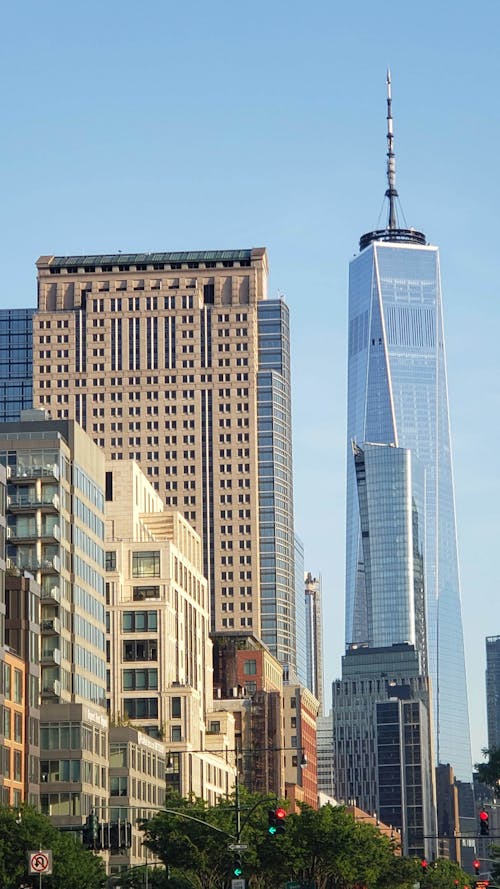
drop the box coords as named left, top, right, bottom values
left=233, top=853, right=243, bottom=877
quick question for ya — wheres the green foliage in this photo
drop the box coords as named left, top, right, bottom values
left=140, top=794, right=417, bottom=889
left=0, top=805, right=106, bottom=889
left=489, top=844, right=500, bottom=885
left=475, top=747, right=500, bottom=789
left=415, top=858, right=470, bottom=889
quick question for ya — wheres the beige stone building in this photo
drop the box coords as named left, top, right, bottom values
left=104, top=460, right=235, bottom=800
left=33, top=249, right=297, bottom=674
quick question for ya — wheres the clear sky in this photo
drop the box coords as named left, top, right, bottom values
left=2, top=0, right=500, bottom=766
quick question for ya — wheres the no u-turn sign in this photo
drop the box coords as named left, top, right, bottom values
left=28, top=850, right=53, bottom=875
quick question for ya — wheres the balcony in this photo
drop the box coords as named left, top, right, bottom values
left=42, top=679, right=61, bottom=697
left=8, top=524, right=37, bottom=543
left=41, top=584, right=61, bottom=605
left=41, top=618, right=61, bottom=635
left=40, top=555, right=61, bottom=574
left=8, top=493, right=60, bottom=512
left=11, top=554, right=61, bottom=574
left=9, top=523, right=59, bottom=543
left=41, top=525, right=61, bottom=543
left=10, top=463, right=60, bottom=483
left=41, top=648, right=61, bottom=665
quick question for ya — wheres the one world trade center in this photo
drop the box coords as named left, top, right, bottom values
left=345, top=72, right=472, bottom=782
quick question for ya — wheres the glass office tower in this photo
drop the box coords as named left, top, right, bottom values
left=486, top=635, right=500, bottom=750
left=346, top=237, right=472, bottom=781
left=257, top=299, right=296, bottom=671
left=0, top=309, right=34, bottom=422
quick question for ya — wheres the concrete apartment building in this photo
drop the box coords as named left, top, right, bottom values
left=0, top=413, right=109, bottom=827
left=33, top=249, right=297, bottom=675
left=105, top=459, right=235, bottom=801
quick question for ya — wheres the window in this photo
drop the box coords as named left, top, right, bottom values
left=122, top=611, right=158, bottom=632
left=132, top=551, right=160, bottom=577
left=110, top=776, right=128, bottom=796
left=171, top=697, right=181, bottom=718
left=123, top=698, right=158, bottom=719
left=133, top=586, right=160, bottom=601
left=106, top=551, right=117, bottom=571
left=123, top=669, right=158, bottom=690
left=171, top=726, right=182, bottom=741
left=123, top=640, right=157, bottom=661
left=14, top=670, right=23, bottom=704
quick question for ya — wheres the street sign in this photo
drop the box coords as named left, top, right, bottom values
left=232, top=880, right=245, bottom=889
left=228, top=843, right=248, bottom=851
left=28, top=850, right=53, bottom=875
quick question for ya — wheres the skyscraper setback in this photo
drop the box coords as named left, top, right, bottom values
left=345, top=74, right=472, bottom=781
left=33, top=249, right=296, bottom=673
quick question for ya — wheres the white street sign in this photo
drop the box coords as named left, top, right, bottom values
left=228, top=843, right=248, bottom=851
left=232, top=880, right=245, bottom=889
left=29, top=850, right=53, bottom=875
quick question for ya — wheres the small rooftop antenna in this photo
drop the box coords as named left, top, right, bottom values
left=385, top=69, right=398, bottom=230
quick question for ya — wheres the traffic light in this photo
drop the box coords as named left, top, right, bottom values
left=421, top=859, right=428, bottom=874
left=268, top=807, right=286, bottom=835
left=473, top=859, right=481, bottom=875
left=479, top=810, right=490, bottom=836
left=83, top=812, right=100, bottom=850
left=233, top=854, right=243, bottom=877
left=275, top=807, right=286, bottom=834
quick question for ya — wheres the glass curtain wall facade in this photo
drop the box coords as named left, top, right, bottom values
left=486, top=635, right=500, bottom=750
left=346, top=240, right=471, bottom=781
left=0, top=309, right=34, bottom=422
left=353, top=442, right=426, bottom=672
left=257, top=300, right=296, bottom=673
left=294, top=534, right=307, bottom=687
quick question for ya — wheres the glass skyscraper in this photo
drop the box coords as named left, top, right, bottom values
left=486, top=635, right=500, bottom=750
left=347, top=230, right=472, bottom=785
left=0, top=309, right=34, bottom=422
left=345, top=74, right=472, bottom=782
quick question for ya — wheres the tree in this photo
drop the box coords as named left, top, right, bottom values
left=475, top=748, right=500, bottom=789
left=141, top=796, right=409, bottom=889
left=141, top=791, right=239, bottom=889
left=0, top=805, right=106, bottom=889
left=417, top=858, right=470, bottom=889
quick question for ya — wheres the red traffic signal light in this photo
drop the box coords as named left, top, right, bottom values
left=473, top=859, right=481, bottom=875
left=479, top=810, right=490, bottom=836
left=421, top=859, right=428, bottom=873
left=275, top=807, right=286, bottom=834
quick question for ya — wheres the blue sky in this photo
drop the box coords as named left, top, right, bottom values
left=2, top=0, right=500, bottom=764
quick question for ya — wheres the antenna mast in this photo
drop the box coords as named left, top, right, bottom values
left=358, top=70, right=426, bottom=251
left=385, top=69, right=398, bottom=230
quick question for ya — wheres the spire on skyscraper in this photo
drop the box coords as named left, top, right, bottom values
left=359, top=71, right=426, bottom=251
left=385, top=69, right=398, bottom=230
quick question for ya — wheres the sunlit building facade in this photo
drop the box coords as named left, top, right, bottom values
left=0, top=413, right=108, bottom=826
left=346, top=238, right=471, bottom=781
left=33, top=250, right=297, bottom=675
